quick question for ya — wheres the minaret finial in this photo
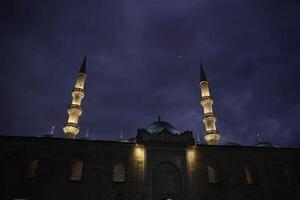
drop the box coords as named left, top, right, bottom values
left=200, top=60, right=207, bottom=82
left=158, top=116, right=161, bottom=122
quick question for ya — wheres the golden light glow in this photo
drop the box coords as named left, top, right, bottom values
left=63, top=126, right=79, bottom=136
left=72, top=95, right=84, bottom=105
left=187, top=149, right=195, bottom=163
left=187, top=147, right=197, bottom=171
left=200, top=79, right=220, bottom=145
left=200, top=82, right=210, bottom=97
left=204, top=120, right=217, bottom=131
left=68, top=109, right=82, bottom=116
left=75, top=75, right=86, bottom=89
left=64, top=72, right=86, bottom=139
left=204, top=133, right=220, bottom=145
left=203, top=104, right=213, bottom=113
left=134, top=145, right=144, bottom=161
left=67, top=115, right=79, bottom=124
left=200, top=98, right=213, bottom=106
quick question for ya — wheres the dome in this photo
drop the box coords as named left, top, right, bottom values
left=146, top=118, right=181, bottom=135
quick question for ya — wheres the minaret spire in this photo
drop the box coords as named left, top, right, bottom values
left=199, top=62, right=220, bottom=145
left=200, top=61, right=207, bottom=82
left=79, top=55, right=86, bottom=74
left=63, top=56, right=87, bottom=139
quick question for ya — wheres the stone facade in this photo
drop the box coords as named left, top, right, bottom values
left=1, top=132, right=300, bottom=200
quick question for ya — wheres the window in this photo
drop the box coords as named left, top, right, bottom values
left=112, top=162, right=125, bottom=182
left=207, top=165, right=220, bottom=184
left=244, top=164, right=259, bottom=185
left=27, top=159, right=38, bottom=178
left=70, top=159, right=84, bottom=181
left=284, top=163, right=299, bottom=186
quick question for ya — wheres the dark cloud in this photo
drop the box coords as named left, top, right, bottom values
left=1, top=0, right=300, bottom=147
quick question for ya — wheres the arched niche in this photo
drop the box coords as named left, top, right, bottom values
left=152, top=162, right=182, bottom=200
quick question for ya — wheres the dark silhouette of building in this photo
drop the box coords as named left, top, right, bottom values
left=1, top=122, right=300, bottom=199
left=1, top=59, right=300, bottom=199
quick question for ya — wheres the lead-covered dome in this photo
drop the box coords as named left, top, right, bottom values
left=146, top=117, right=181, bottom=135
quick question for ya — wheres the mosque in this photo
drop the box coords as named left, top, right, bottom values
left=1, top=57, right=300, bottom=200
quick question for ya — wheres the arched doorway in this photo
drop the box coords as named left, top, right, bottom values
left=152, top=162, right=182, bottom=200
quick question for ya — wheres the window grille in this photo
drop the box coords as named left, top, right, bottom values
left=70, top=159, right=83, bottom=181
left=244, top=164, right=259, bottom=185
left=112, top=162, right=125, bottom=182
left=207, top=165, right=217, bottom=184
left=27, top=159, right=38, bottom=178
left=245, top=166, right=253, bottom=184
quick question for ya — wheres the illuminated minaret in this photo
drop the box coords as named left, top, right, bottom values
left=63, top=56, right=87, bottom=139
left=199, top=63, right=220, bottom=145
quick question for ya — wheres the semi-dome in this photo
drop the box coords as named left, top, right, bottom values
left=146, top=117, right=181, bottom=135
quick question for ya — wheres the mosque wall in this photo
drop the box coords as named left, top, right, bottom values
left=1, top=136, right=300, bottom=200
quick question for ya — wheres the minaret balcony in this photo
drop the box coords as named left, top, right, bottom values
left=68, top=104, right=82, bottom=115
left=204, top=130, right=220, bottom=145
left=63, top=123, right=80, bottom=135
left=68, top=104, right=82, bottom=110
left=64, top=122, right=79, bottom=129
left=204, top=130, right=219, bottom=135
left=72, top=88, right=85, bottom=98
left=201, top=96, right=211, bottom=100
left=203, top=113, right=216, bottom=121
left=200, top=96, right=213, bottom=105
left=72, top=88, right=84, bottom=92
left=203, top=112, right=215, bottom=117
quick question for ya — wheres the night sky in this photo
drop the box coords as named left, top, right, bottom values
left=1, top=0, right=300, bottom=147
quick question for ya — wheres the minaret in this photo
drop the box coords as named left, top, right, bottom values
left=199, top=62, right=220, bottom=145
left=63, top=56, right=87, bottom=139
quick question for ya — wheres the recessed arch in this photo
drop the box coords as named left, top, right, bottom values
left=152, top=162, right=182, bottom=200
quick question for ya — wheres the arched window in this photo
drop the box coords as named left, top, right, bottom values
left=207, top=165, right=216, bottom=183
left=112, top=162, right=125, bottom=182
left=244, top=164, right=259, bottom=185
left=207, top=164, right=220, bottom=184
left=27, top=159, right=38, bottom=178
left=70, top=159, right=84, bottom=181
